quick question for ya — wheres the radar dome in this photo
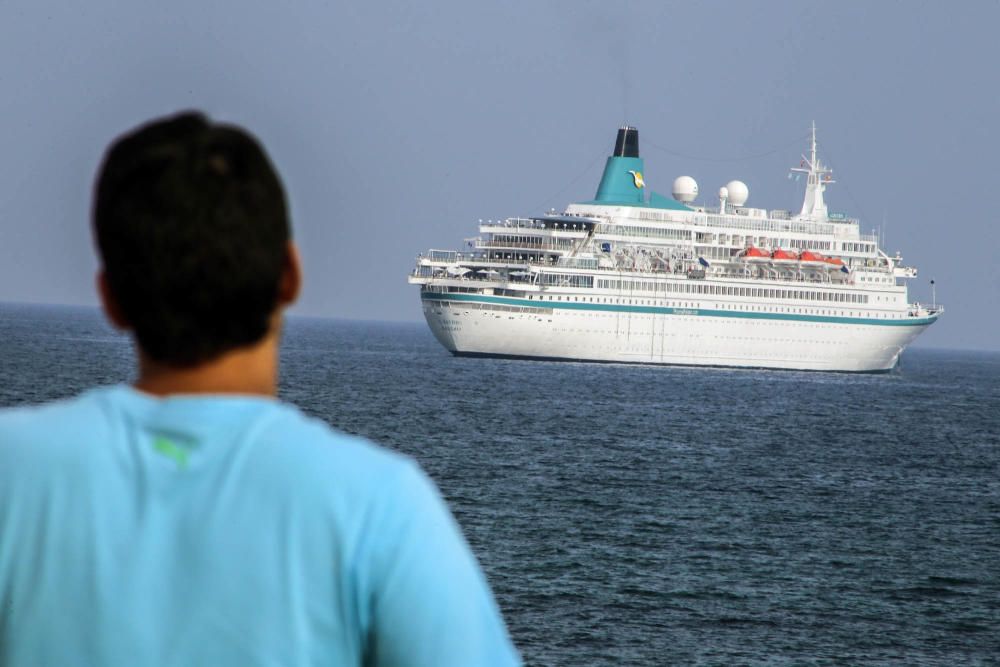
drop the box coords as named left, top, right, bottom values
left=725, top=180, right=749, bottom=207
left=672, top=176, right=699, bottom=203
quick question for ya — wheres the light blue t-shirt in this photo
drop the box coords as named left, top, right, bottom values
left=0, top=385, right=519, bottom=666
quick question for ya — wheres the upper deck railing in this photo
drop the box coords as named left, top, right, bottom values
left=481, top=211, right=876, bottom=247
left=700, top=214, right=837, bottom=235
left=410, top=264, right=869, bottom=290
left=570, top=203, right=869, bottom=240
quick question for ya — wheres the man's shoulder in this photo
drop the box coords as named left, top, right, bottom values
left=0, top=388, right=113, bottom=450
left=253, top=401, right=416, bottom=486
left=0, top=390, right=125, bottom=496
left=0, top=387, right=412, bottom=478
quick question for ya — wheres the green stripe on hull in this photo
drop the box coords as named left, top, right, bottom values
left=421, top=292, right=939, bottom=327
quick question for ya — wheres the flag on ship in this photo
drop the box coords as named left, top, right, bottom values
left=841, top=265, right=850, bottom=274
left=601, top=242, right=612, bottom=253
left=698, top=257, right=710, bottom=267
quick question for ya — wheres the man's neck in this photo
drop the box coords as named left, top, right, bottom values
left=134, top=330, right=281, bottom=397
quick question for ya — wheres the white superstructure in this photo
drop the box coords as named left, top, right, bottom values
left=408, top=124, right=941, bottom=372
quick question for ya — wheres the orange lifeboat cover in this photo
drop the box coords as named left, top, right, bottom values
left=743, top=246, right=770, bottom=258
left=799, top=250, right=825, bottom=262
left=771, top=249, right=799, bottom=260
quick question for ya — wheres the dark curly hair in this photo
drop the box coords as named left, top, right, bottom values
left=93, top=111, right=291, bottom=366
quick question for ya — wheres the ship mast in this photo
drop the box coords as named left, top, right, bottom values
left=791, top=121, right=834, bottom=221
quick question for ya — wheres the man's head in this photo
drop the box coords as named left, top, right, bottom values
left=93, top=111, right=298, bottom=367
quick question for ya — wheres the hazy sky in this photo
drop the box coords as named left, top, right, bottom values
left=1, top=1, right=997, bottom=350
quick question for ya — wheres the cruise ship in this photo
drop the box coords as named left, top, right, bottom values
left=407, top=124, right=941, bottom=372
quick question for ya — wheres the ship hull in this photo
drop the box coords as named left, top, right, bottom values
left=421, top=292, right=936, bottom=373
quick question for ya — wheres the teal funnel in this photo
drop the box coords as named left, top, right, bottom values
left=594, top=126, right=645, bottom=204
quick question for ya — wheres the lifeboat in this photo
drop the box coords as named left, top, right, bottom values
left=798, top=250, right=827, bottom=266
left=741, top=246, right=771, bottom=262
left=823, top=256, right=845, bottom=266
left=770, top=248, right=799, bottom=263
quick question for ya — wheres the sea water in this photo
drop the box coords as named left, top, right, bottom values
left=1, top=303, right=997, bottom=665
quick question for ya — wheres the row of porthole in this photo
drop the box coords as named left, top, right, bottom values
left=559, top=320, right=866, bottom=333
left=548, top=305, right=891, bottom=319
left=522, top=294, right=890, bottom=316
left=437, top=294, right=897, bottom=320
left=554, top=328, right=845, bottom=344
left=437, top=308, right=901, bottom=330
left=443, top=309, right=879, bottom=331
